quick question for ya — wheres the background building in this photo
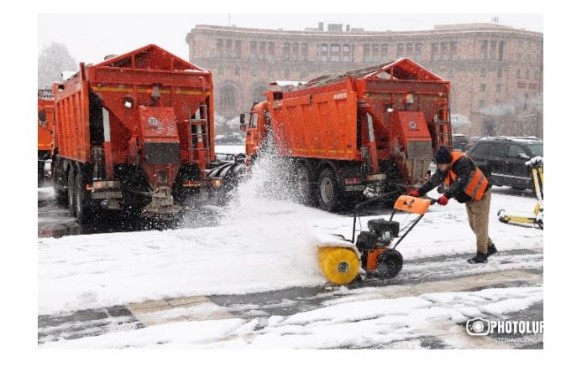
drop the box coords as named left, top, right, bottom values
left=187, top=22, right=543, bottom=138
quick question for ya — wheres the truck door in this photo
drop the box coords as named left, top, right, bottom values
left=489, top=142, right=510, bottom=187
left=507, top=143, right=531, bottom=189
left=245, top=111, right=259, bottom=157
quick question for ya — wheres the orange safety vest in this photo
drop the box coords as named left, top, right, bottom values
left=444, top=152, right=488, bottom=201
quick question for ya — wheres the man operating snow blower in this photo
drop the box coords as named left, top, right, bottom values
left=409, top=146, right=497, bottom=264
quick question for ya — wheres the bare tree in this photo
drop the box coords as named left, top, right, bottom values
left=38, top=42, right=77, bottom=89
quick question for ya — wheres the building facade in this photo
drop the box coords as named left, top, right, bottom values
left=186, top=22, right=543, bottom=137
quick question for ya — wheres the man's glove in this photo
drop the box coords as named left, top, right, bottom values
left=438, top=195, right=449, bottom=206
left=408, top=189, right=420, bottom=197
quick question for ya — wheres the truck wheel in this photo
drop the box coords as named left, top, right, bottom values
left=53, top=159, right=67, bottom=203
left=67, top=169, right=76, bottom=216
left=295, top=164, right=314, bottom=206
left=376, top=249, right=403, bottom=279
left=74, top=170, right=92, bottom=224
left=317, top=168, right=340, bottom=212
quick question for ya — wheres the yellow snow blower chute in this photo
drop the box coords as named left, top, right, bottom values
left=317, top=195, right=437, bottom=285
left=497, top=157, right=543, bottom=229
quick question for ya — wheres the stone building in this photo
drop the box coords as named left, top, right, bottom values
left=186, top=22, right=543, bottom=137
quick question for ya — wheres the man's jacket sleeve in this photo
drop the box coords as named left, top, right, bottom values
left=418, top=169, right=445, bottom=196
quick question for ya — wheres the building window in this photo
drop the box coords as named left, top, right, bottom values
left=415, top=43, right=423, bottom=60
left=259, top=41, right=266, bottom=60
left=330, top=44, right=340, bottom=62
left=225, top=39, right=232, bottom=58
left=526, top=69, right=530, bottom=79
left=268, top=42, right=275, bottom=59
left=220, top=86, right=236, bottom=107
left=534, top=70, right=540, bottom=80
left=497, top=68, right=503, bottom=78
left=320, top=43, right=328, bottom=62
left=441, top=42, right=449, bottom=60
left=292, top=42, right=299, bottom=61
left=372, top=44, right=380, bottom=61
left=234, top=66, right=240, bottom=76
left=480, top=83, right=486, bottom=92
left=496, top=84, right=502, bottom=93
left=480, top=40, right=488, bottom=60
left=301, top=43, right=308, bottom=61
left=479, top=100, right=485, bottom=109
left=216, top=39, right=224, bottom=57
left=283, top=42, right=290, bottom=61
left=450, top=41, right=457, bottom=60
left=498, top=41, right=505, bottom=61
left=284, top=68, right=290, bottom=78
left=431, top=43, right=439, bottom=61
left=381, top=44, right=388, bottom=59
left=406, top=43, right=413, bottom=56
left=235, top=40, right=241, bottom=59
left=343, top=44, right=351, bottom=62
left=363, top=44, right=371, bottom=62
left=527, top=54, right=532, bottom=62
left=490, top=40, right=497, bottom=60
left=448, top=67, right=455, bottom=78
left=250, top=41, right=257, bottom=60
left=480, top=67, right=487, bottom=77
left=516, top=69, right=521, bottom=78
left=218, top=65, right=224, bottom=75
left=517, top=53, right=522, bottom=62
left=397, top=43, right=404, bottom=58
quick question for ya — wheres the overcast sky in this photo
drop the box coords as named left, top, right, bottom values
left=38, top=14, right=542, bottom=65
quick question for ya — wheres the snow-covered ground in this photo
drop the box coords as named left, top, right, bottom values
left=38, top=154, right=543, bottom=347
left=39, top=189, right=542, bottom=316
left=43, top=286, right=542, bottom=349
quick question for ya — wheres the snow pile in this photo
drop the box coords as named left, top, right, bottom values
left=42, top=286, right=542, bottom=348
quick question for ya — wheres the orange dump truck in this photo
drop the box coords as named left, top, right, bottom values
left=38, top=89, right=55, bottom=182
left=51, top=44, right=218, bottom=222
left=239, top=58, right=453, bottom=211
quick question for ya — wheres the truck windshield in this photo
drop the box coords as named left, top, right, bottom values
left=249, top=113, right=258, bottom=128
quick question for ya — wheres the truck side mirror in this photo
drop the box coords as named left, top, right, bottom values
left=240, top=113, right=246, bottom=125
left=518, top=153, right=530, bottom=160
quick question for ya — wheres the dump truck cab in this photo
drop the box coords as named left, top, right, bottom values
left=241, top=101, right=271, bottom=158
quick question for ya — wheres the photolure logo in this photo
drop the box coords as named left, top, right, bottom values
left=466, top=317, right=544, bottom=336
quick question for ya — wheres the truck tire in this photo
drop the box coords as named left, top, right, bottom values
left=52, top=158, right=67, bottom=203
left=67, top=169, right=76, bottom=216
left=317, top=168, right=341, bottom=212
left=295, top=164, right=314, bottom=206
left=74, top=169, right=92, bottom=224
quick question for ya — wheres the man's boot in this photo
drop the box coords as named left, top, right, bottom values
left=467, top=252, right=488, bottom=264
left=487, top=244, right=498, bottom=257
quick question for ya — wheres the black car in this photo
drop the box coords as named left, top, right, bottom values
left=467, top=136, right=543, bottom=190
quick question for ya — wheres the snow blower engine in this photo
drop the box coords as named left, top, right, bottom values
left=317, top=195, right=437, bottom=285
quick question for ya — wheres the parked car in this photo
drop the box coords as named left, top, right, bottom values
left=467, top=136, right=543, bottom=190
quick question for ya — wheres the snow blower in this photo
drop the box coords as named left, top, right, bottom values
left=497, top=157, right=543, bottom=230
left=317, top=194, right=438, bottom=285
